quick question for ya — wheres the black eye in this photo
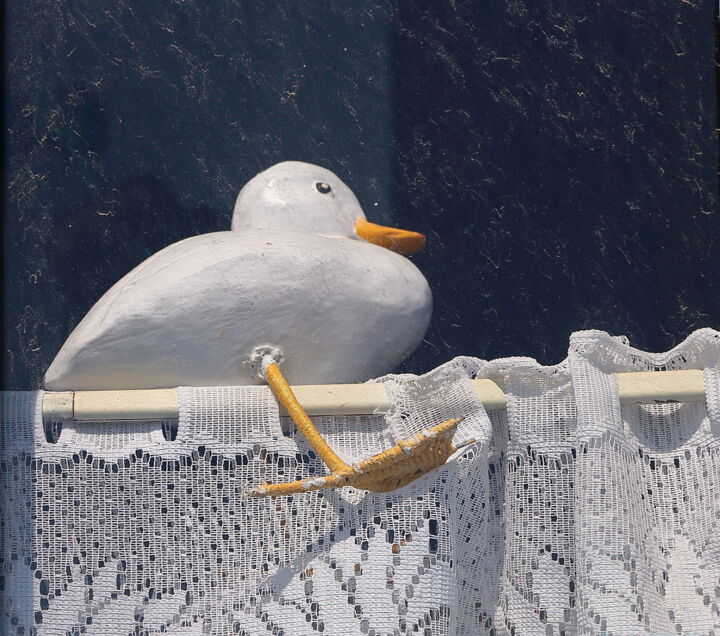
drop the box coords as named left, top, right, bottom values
left=316, top=182, right=332, bottom=194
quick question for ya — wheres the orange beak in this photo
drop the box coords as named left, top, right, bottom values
left=354, top=218, right=426, bottom=256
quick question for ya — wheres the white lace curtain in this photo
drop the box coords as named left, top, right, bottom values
left=2, top=329, right=719, bottom=635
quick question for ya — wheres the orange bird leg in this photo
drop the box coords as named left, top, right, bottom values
left=264, top=362, right=348, bottom=474
left=251, top=361, right=468, bottom=497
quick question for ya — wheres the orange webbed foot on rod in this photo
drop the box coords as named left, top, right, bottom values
left=249, top=359, right=470, bottom=497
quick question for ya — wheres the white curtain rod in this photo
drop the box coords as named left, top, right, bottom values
left=41, top=369, right=706, bottom=423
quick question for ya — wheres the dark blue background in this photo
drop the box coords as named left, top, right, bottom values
left=4, top=1, right=719, bottom=390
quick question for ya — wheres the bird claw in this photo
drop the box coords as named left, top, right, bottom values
left=250, top=405, right=465, bottom=497
left=250, top=361, right=467, bottom=497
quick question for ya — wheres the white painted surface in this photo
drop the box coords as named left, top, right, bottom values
left=232, top=161, right=366, bottom=237
left=45, top=162, right=432, bottom=389
left=44, top=230, right=431, bottom=389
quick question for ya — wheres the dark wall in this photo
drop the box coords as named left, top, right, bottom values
left=4, top=1, right=718, bottom=390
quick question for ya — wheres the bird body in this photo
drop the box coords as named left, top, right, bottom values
left=44, top=162, right=432, bottom=390
left=45, top=229, right=430, bottom=389
left=44, top=161, right=445, bottom=496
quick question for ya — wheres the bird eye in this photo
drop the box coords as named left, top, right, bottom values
left=316, top=182, right=332, bottom=194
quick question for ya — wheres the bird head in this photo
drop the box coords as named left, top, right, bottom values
left=232, top=161, right=425, bottom=255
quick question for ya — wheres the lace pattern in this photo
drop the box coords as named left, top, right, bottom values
left=1, top=366, right=491, bottom=635
left=569, top=330, right=720, bottom=636
left=1, top=330, right=719, bottom=635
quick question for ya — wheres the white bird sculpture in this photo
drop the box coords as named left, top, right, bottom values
left=44, top=162, right=432, bottom=391
left=44, top=162, right=468, bottom=497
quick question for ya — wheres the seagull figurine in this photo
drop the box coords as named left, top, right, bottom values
left=45, top=161, right=466, bottom=495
